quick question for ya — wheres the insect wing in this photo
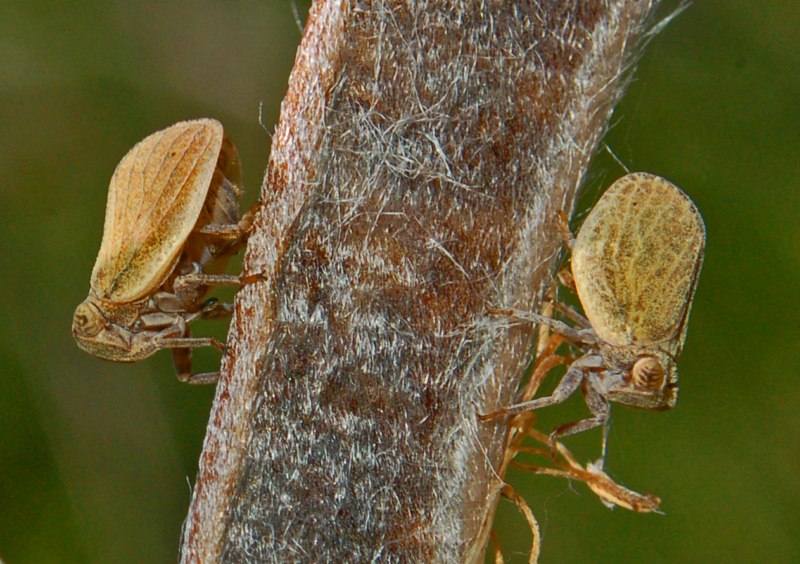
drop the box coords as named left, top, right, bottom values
left=571, top=173, right=705, bottom=351
left=90, top=119, right=224, bottom=302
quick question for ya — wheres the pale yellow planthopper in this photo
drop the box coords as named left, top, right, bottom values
left=72, top=119, right=256, bottom=383
left=485, top=172, right=705, bottom=458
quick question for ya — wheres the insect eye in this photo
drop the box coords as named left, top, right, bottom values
left=73, top=302, right=103, bottom=337
left=631, top=356, right=665, bottom=390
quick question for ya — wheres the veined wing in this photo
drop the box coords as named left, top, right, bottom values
left=572, top=173, right=705, bottom=352
left=91, top=119, right=224, bottom=302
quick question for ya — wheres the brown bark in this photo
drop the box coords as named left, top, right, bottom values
left=181, top=1, right=660, bottom=561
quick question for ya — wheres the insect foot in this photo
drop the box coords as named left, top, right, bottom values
left=72, top=119, right=256, bottom=384
left=481, top=173, right=706, bottom=465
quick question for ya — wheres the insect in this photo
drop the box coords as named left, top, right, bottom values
left=72, top=119, right=257, bottom=383
left=482, top=173, right=706, bottom=460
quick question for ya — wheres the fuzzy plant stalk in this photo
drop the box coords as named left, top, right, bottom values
left=181, top=0, right=663, bottom=561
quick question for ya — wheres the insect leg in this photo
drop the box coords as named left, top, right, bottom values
left=157, top=335, right=226, bottom=351
left=535, top=287, right=557, bottom=355
left=552, top=301, right=591, bottom=329
left=126, top=318, right=222, bottom=383
left=174, top=272, right=244, bottom=291
left=139, top=310, right=184, bottom=329
left=195, top=297, right=234, bottom=320
left=170, top=347, right=220, bottom=384
left=487, top=307, right=597, bottom=346
left=512, top=455, right=660, bottom=513
left=516, top=349, right=570, bottom=405
left=500, top=484, right=541, bottom=563
left=149, top=292, right=188, bottom=314
left=196, top=201, right=258, bottom=246
left=548, top=381, right=610, bottom=451
left=151, top=290, right=236, bottom=322
left=196, top=223, right=247, bottom=240
left=159, top=335, right=227, bottom=384
left=582, top=460, right=662, bottom=512
left=478, top=355, right=590, bottom=420
left=173, top=271, right=266, bottom=302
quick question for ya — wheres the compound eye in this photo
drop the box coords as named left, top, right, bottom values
left=631, top=355, right=665, bottom=390
left=73, top=302, right=104, bottom=337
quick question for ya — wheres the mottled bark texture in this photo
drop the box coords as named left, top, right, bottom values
left=181, top=0, right=659, bottom=561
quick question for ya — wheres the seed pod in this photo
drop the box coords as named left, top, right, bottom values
left=72, top=119, right=255, bottom=383
left=484, top=173, right=705, bottom=456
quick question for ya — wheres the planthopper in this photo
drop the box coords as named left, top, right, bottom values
left=483, top=173, right=706, bottom=461
left=72, top=119, right=257, bottom=383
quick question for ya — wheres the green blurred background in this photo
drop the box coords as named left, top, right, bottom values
left=0, top=2, right=796, bottom=562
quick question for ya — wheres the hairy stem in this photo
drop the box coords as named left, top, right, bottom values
left=181, top=1, right=660, bottom=561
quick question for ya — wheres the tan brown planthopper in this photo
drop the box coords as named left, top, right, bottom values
left=483, top=172, right=705, bottom=462
left=72, top=119, right=257, bottom=383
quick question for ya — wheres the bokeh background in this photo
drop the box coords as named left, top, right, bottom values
left=1, top=2, right=797, bottom=562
